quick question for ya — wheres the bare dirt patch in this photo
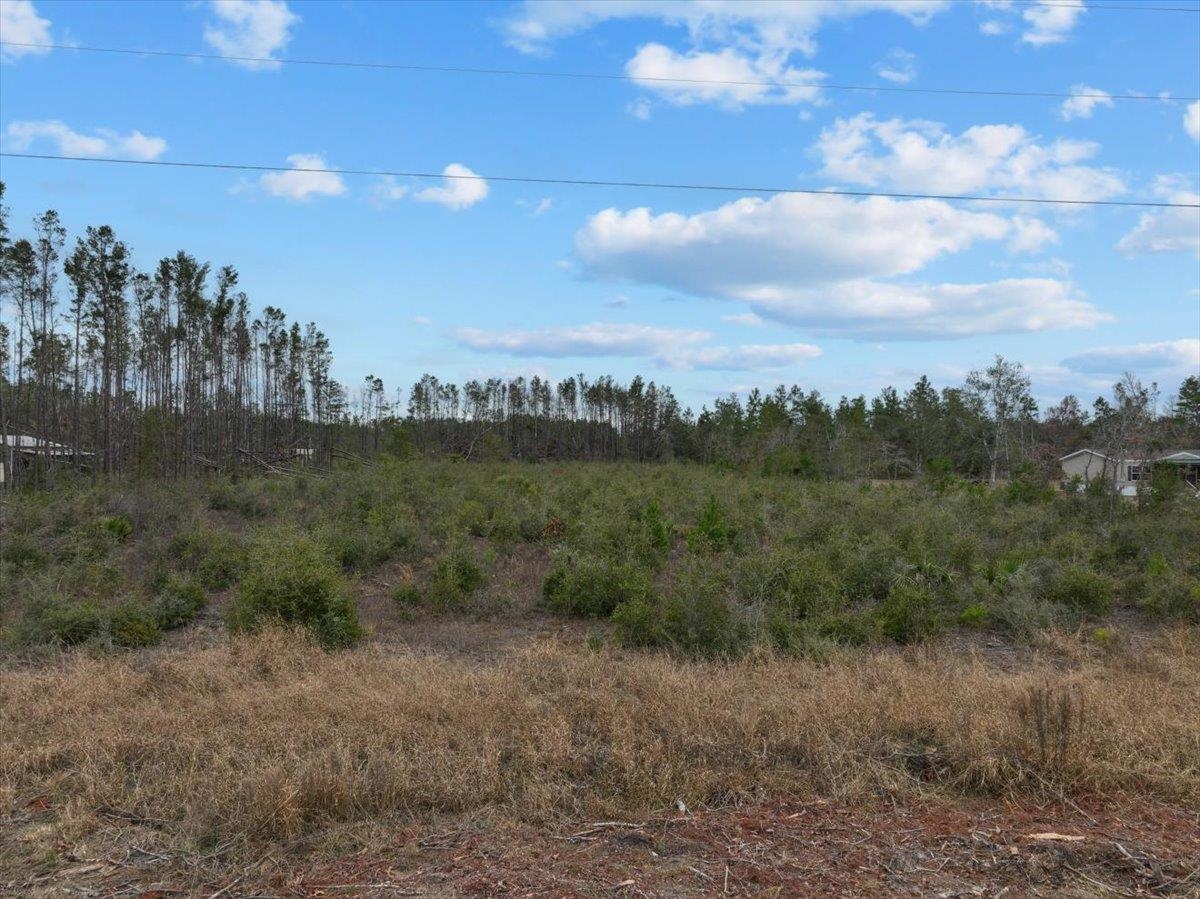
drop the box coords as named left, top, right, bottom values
left=7, top=796, right=1197, bottom=896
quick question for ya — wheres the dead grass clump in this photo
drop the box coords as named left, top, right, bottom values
left=1, top=628, right=1197, bottom=853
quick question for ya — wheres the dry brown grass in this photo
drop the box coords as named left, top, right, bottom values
left=2, top=628, right=1198, bottom=858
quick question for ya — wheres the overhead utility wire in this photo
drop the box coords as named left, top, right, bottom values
left=0, top=41, right=1195, bottom=103
left=4, top=153, right=1197, bottom=209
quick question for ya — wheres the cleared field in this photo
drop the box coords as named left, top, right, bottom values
left=3, top=462, right=1199, bottom=894
left=3, top=627, right=1199, bottom=895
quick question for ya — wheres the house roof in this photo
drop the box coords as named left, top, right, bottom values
left=1058, top=448, right=1108, bottom=462
left=1059, top=448, right=1200, bottom=464
left=1159, top=451, right=1200, bottom=463
left=1, top=434, right=92, bottom=456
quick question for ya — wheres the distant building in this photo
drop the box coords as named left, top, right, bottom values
left=1059, top=448, right=1200, bottom=496
left=1, top=434, right=93, bottom=485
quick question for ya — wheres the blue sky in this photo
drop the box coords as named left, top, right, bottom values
left=1, top=0, right=1198, bottom=413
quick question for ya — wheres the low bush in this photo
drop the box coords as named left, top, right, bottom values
left=686, top=495, right=737, bottom=553
left=613, top=567, right=747, bottom=658
left=98, top=514, right=134, bottom=543
left=1047, top=564, right=1114, bottom=616
left=226, top=530, right=361, bottom=648
left=169, top=526, right=246, bottom=590
left=426, top=543, right=488, bottom=611
left=26, top=601, right=106, bottom=646
left=876, top=581, right=942, bottom=643
left=0, top=533, right=46, bottom=572
left=153, top=576, right=208, bottom=630
left=391, top=581, right=423, bottom=607
left=543, top=554, right=656, bottom=618
left=108, top=604, right=163, bottom=648
left=958, top=602, right=990, bottom=627
left=737, top=549, right=844, bottom=620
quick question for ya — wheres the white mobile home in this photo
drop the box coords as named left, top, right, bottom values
left=1060, top=448, right=1200, bottom=496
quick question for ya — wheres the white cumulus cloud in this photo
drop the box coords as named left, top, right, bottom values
left=579, top=193, right=1008, bottom=292
left=1008, top=216, right=1060, bottom=253
left=1185, top=101, right=1200, bottom=142
left=625, top=43, right=824, bottom=108
left=722, top=312, right=765, bottom=326
left=415, top=163, right=489, bottom=210
left=455, top=322, right=711, bottom=357
left=259, top=153, right=345, bottom=201
left=673, top=343, right=822, bottom=371
left=454, top=321, right=820, bottom=372
left=501, top=1, right=949, bottom=57
left=203, top=0, right=299, bottom=70
left=1063, top=339, right=1200, bottom=378
left=1060, top=85, right=1112, bottom=121
left=501, top=1, right=946, bottom=112
left=6, top=120, right=167, bottom=160
left=0, top=0, right=51, bottom=60
left=746, top=278, right=1109, bottom=339
left=978, top=1, right=1086, bottom=46
left=1116, top=177, right=1200, bottom=258
left=574, top=191, right=1107, bottom=340
left=815, top=113, right=1124, bottom=201
left=1021, top=0, right=1086, bottom=46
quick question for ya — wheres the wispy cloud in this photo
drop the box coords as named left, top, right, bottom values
left=454, top=321, right=821, bottom=372
left=873, top=49, right=916, bottom=85
left=1060, top=85, right=1112, bottom=121
left=1063, top=339, right=1200, bottom=378
left=6, top=120, right=167, bottom=160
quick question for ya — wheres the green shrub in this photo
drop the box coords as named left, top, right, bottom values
left=814, top=611, right=876, bottom=646
left=1046, top=565, right=1113, bottom=615
left=687, top=495, right=736, bottom=553
left=153, top=576, right=208, bottom=630
left=611, top=593, right=667, bottom=647
left=207, top=480, right=271, bottom=518
left=876, top=581, right=941, bottom=643
left=736, top=549, right=843, bottom=619
left=543, top=555, right=656, bottom=618
left=108, top=604, right=163, bottom=648
left=613, top=567, right=747, bottom=658
left=169, top=527, right=246, bottom=590
left=392, top=581, right=423, bottom=607
left=99, top=514, right=134, bottom=543
left=958, top=602, right=990, bottom=627
left=1137, top=575, right=1200, bottom=620
left=226, top=530, right=361, bottom=648
left=833, top=539, right=900, bottom=602
left=0, top=533, right=46, bottom=572
left=662, top=585, right=748, bottom=658
left=494, top=473, right=538, bottom=497
left=29, top=601, right=105, bottom=645
left=426, top=543, right=487, bottom=611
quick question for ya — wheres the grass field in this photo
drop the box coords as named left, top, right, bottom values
left=2, top=461, right=1199, bottom=895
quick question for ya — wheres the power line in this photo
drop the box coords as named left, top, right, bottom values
left=1, top=41, right=1195, bottom=103
left=4, top=152, right=1196, bottom=209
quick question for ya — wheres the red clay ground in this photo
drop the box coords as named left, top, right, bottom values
left=10, top=795, right=1198, bottom=897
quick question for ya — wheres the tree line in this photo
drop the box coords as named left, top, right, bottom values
left=2, top=182, right=1197, bottom=488
left=0, top=184, right=352, bottom=487
left=390, top=364, right=1198, bottom=485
